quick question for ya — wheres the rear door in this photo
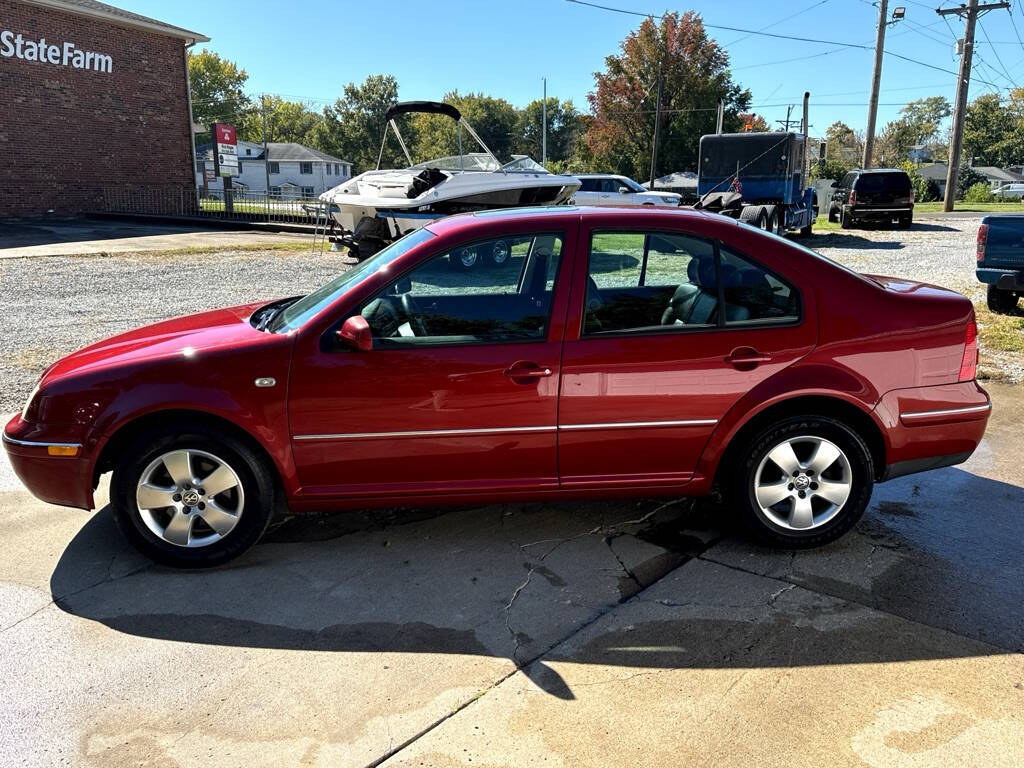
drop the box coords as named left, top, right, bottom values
left=557, top=220, right=816, bottom=489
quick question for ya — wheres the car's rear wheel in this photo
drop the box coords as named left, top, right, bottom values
left=986, top=284, right=1019, bottom=314
left=111, top=425, right=276, bottom=568
left=898, top=214, right=912, bottom=229
left=486, top=239, right=511, bottom=267
left=840, top=207, right=853, bottom=229
left=827, top=206, right=838, bottom=223
left=449, top=245, right=480, bottom=271
left=730, top=415, right=874, bottom=548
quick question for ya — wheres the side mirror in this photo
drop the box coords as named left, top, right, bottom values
left=830, top=180, right=838, bottom=188
left=619, top=186, right=631, bottom=194
left=337, top=315, right=372, bottom=351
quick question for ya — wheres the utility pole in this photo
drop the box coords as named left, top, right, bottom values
left=777, top=105, right=797, bottom=131
left=938, top=0, right=1009, bottom=211
left=262, top=94, right=271, bottom=221
left=862, top=0, right=888, bottom=169
left=649, top=58, right=663, bottom=187
left=541, top=77, right=547, bottom=166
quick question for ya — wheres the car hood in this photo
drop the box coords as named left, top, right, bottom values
left=41, top=301, right=276, bottom=386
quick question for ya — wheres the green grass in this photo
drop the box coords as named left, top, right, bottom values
left=975, top=303, right=1024, bottom=354
left=914, top=201, right=1024, bottom=213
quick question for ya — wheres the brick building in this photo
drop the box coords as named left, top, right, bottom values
left=0, top=0, right=207, bottom=217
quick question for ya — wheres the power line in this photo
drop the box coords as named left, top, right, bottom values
left=563, top=0, right=1005, bottom=89
left=979, top=17, right=1019, bottom=87
left=723, top=0, right=832, bottom=46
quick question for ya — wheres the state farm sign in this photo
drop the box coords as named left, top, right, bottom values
left=0, top=29, right=113, bottom=73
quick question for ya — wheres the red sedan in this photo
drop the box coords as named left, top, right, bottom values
left=4, top=207, right=990, bottom=567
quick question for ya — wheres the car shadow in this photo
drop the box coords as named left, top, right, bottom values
left=50, top=467, right=1022, bottom=699
left=812, top=233, right=904, bottom=250
left=907, top=222, right=960, bottom=232
left=0, top=217, right=212, bottom=249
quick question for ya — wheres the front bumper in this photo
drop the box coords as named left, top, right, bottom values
left=3, top=415, right=94, bottom=509
left=873, top=382, right=991, bottom=482
left=976, top=267, right=1024, bottom=291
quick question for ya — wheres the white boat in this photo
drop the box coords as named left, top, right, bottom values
left=319, top=101, right=580, bottom=260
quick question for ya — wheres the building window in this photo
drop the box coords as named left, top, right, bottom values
left=196, top=161, right=205, bottom=172
left=325, top=164, right=331, bottom=176
left=268, top=161, right=280, bottom=175
left=270, top=186, right=281, bottom=197
left=333, top=163, right=339, bottom=175
left=246, top=148, right=252, bottom=156
left=302, top=186, right=315, bottom=197
left=300, top=162, right=313, bottom=174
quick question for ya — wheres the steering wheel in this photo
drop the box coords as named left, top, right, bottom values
left=400, top=292, right=429, bottom=337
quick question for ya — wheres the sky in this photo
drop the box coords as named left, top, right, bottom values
left=118, top=0, right=1024, bottom=137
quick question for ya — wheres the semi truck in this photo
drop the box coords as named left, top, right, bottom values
left=695, top=92, right=816, bottom=236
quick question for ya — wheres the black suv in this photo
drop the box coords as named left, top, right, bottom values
left=827, top=169, right=914, bottom=229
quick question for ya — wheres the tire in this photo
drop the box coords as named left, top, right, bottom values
left=728, top=415, right=874, bottom=549
left=898, top=215, right=912, bottom=230
left=763, top=205, right=780, bottom=235
left=485, top=239, right=511, bottom=268
left=827, top=206, right=838, bottom=223
left=449, top=245, right=481, bottom=271
left=840, top=207, right=853, bottom=229
left=739, top=205, right=767, bottom=230
left=987, top=284, right=1020, bottom=314
left=111, top=424, right=277, bottom=568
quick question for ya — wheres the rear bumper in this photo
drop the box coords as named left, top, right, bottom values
left=976, top=267, right=1024, bottom=290
left=3, top=415, right=94, bottom=509
left=873, top=382, right=991, bottom=482
left=848, top=205, right=913, bottom=221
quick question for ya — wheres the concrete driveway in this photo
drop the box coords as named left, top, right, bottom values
left=1, top=383, right=1021, bottom=767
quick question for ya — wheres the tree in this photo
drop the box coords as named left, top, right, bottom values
left=877, top=96, right=951, bottom=164
left=239, top=97, right=323, bottom=146
left=955, top=162, right=987, bottom=201
left=513, top=97, right=584, bottom=165
left=964, top=89, right=1024, bottom=167
left=585, top=11, right=751, bottom=179
left=187, top=50, right=251, bottom=132
left=737, top=113, right=770, bottom=132
left=810, top=158, right=852, bottom=182
left=409, top=92, right=519, bottom=162
left=312, top=75, right=403, bottom=173
left=823, top=121, right=863, bottom=166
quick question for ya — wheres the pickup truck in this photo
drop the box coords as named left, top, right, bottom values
left=977, top=215, right=1024, bottom=313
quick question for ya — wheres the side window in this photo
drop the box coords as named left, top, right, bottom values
left=585, top=232, right=717, bottom=335
left=840, top=173, right=856, bottom=189
left=719, top=247, right=799, bottom=324
left=359, top=234, right=563, bottom=346
left=602, top=178, right=621, bottom=193
left=579, top=178, right=600, bottom=192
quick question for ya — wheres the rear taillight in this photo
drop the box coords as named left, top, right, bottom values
left=959, top=317, right=979, bottom=382
left=909, top=189, right=915, bottom=204
left=977, top=223, right=988, bottom=263
left=848, top=189, right=856, bottom=205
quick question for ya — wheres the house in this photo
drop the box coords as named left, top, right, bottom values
left=918, top=163, right=1024, bottom=198
left=196, top=141, right=352, bottom=198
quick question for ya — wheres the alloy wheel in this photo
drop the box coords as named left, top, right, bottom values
left=490, top=240, right=510, bottom=265
left=753, top=436, right=852, bottom=531
left=135, top=449, right=245, bottom=548
left=455, top=247, right=478, bottom=268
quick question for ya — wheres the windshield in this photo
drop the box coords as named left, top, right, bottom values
left=409, top=153, right=499, bottom=172
left=621, top=177, right=647, bottom=192
left=268, top=228, right=436, bottom=333
left=502, top=156, right=550, bottom=173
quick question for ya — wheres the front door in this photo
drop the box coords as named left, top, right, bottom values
left=288, top=229, right=574, bottom=500
left=557, top=224, right=815, bottom=489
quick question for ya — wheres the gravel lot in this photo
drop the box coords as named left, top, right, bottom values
left=0, top=214, right=1015, bottom=414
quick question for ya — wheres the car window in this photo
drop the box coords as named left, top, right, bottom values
left=854, top=172, right=911, bottom=192
left=578, top=178, right=601, bottom=192
left=719, top=247, right=799, bottom=324
left=585, top=231, right=717, bottom=335
left=602, top=178, right=621, bottom=193
left=839, top=173, right=856, bottom=189
left=358, top=234, right=563, bottom=346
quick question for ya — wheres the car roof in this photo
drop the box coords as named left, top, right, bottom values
left=425, top=205, right=718, bottom=236
left=851, top=168, right=908, bottom=174
left=575, top=173, right=626, bottom=178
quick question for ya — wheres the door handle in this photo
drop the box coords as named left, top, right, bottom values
left=504, top=361, right=553, bottom=381
left=725, top=347, right=773, bottom=366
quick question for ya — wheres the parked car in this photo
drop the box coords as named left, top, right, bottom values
left=977, top=214, right=1024, bottom=313
left=5, top=207, right=989, bottom=568
left=993, top=183, right=1024, bottom=200
left=827, top=169, right=914, bottom=229
left=573, top=174, right=681, bottom=207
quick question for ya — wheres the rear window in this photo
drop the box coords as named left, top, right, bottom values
left=854, top=172, right=911, bottom=192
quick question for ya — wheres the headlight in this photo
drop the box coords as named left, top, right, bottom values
left=21, top=382, right=41, bottom=421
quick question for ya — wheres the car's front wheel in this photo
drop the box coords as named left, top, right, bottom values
left=730, top=415, right=874, bottom=548
left=111, top=425, right=277, bottom=568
